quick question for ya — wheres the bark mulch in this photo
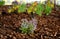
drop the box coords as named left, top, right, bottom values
left=0, top=10, right=60, bottom=39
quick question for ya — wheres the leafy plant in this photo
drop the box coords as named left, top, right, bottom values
left=35, top=4, right=44, bottom=16
left=8, top=8, right=14, bottom=13
left=44, top=5, right=52, bottom=15
left=18, top=3, right=26, bottom=13
left=46, top=0, right=54, bottom=8
left=19, top=19, right=38, bottom=34
left=27, top=6, right=33, bottom=14
left=8, top=5, right=19, bottom=13
left=8, top=6, right=14, bottom=13
left=27, top=1, right=38, bottom=14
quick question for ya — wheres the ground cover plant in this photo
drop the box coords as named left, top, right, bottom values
left=19, top=19, right=38, bottom=34
left=18, top=3, right=26, bottom=13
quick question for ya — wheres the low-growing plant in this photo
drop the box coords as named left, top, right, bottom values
left=19, top=19, right=34, bottom=34
left=44, top=5, right=52, bottom=15
left=45, top=0, right=54, bottom=8
left=27, top=1, right=38, bottom=14
left=27, top=2, right=52, bottom=16
left=8, top=5, right=19, bottom=13
left=7, top=2, right=52, bottom=16
left=27, top=6, right=33, bottom=14
left=35, top=3, right=44, bottom=16
left=18, top=3, right=26, bottom=13
left=19, top=19, right=38, bottom=34
left=8, top=8, right=14, bottom=13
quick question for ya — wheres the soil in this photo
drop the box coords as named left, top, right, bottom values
left=0, top=5, right=60, bottom=39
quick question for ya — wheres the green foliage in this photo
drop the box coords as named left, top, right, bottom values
left=18, top=3, right=26, bottom=13
left=27, top=2, right=37, bottom=14
left=0, top=1, right=5, bottom=6
left=27, top=6, right=33, bottom=14
left=0, top=1, right=52, bottom=16
left=46, top=0, right=54, bottom=8
left=19, top=19, right=35, bottom=34
left=27, top=3, right=52, bottom=16
left=35, top=4, right=44, bottom=16
left=44, top=5, right=52, bottom=15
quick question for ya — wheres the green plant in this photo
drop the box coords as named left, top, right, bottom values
left=18, top=3, right=26, bottom=13
left=20, top=23, right=34, bottom=34
left=35, top=4, right=44, bottom=16
left=27, top=1, right=38, bottom=14
left=46, top=0, right=54, bottom=8
left=0, top=1, right=5, bottom=6
left=19, top=19, right=37, bottom=34
left=27, top=6, right=33, bottom=14
left=44, top=5, right=52, bottom=15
